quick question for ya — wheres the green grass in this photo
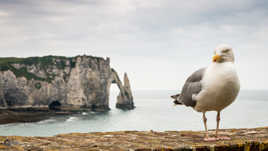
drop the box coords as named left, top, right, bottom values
left=8, top=65, right=46, bottom=81
left=0, top=56, right=70, bottom=69
left=0, top=55, right=106, bottom=82
left=0, top=56, right=75, bottom=82
left=35, top=82, right=42, bottom=89
left=0, top=56, right=78, bottom=82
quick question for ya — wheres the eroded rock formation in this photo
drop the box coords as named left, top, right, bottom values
left=111, top=69, right=135, bottom=110
left=0, top=55, right=134, bottom=111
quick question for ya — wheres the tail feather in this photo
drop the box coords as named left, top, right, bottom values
left=171, top=94, right=182, bottom=105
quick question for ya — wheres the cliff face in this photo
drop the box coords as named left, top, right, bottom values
left=0, top=55, right=134, bottom=111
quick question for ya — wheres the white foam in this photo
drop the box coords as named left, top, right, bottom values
left=37, top=119, right=56, bottom=124
left=82, top=112, right=88, bottom=115
left=66, top=117, right=78, bottom=122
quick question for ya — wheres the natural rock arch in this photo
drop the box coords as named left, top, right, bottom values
left=110, top=69, right=135, bottom=110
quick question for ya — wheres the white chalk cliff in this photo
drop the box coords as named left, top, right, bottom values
left=0, top=55, right=134, bottom=111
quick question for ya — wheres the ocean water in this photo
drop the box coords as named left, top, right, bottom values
left=0, top=90, right=267, bottom=136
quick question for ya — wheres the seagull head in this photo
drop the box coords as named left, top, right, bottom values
left=213, top=44, right=235, bottom=63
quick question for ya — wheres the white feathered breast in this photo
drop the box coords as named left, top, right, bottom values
left=194, top=62, right=240, bottom=112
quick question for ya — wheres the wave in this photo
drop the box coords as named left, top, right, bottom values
left=90, top=111, right=97, bottom=114
left=37, top=119, right=56, bottom=124
left=66, top=117, right=79, bottom=122
left=82, top=112, right=88, bottom=115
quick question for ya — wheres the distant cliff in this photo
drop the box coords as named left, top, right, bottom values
left=0, top=55, right=134, bottom=111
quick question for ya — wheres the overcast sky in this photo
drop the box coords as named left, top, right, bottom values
left=0, top=0, right=268, bottom=90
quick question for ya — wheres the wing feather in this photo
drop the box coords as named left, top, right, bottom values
left=179, top=68, right=205, bottom=107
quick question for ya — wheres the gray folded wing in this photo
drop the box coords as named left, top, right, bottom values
left=179, top=68, right=205, bottom=107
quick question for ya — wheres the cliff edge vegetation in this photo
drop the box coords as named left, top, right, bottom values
left=0, top=56, right=77, bottom=82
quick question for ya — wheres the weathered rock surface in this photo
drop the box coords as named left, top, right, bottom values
left=0, top=127, right=268, bottom=151
left=0, top=55, right=134, bottom=112
left=112, top=69, right=135, bottom=110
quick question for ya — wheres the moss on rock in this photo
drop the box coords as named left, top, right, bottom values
left=0, top=55, right=78, bottom=82
left=34, top=82, right=41, bottom=89
left=0, top=127, right=268, bottom=151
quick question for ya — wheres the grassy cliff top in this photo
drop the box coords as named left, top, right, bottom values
left=0, top=127, right=268, bottom=151
left=0, top=55, right=105, bottom=68
left=0, top=55, right=106, bottom=82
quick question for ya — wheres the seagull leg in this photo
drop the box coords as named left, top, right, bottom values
left=216, top=111, right=220, bottom=137
left=202, top=112, right=208, bottom=138
left=203, top=112, right=217, bottom=141
left=216, top=111, right=231, bottom=140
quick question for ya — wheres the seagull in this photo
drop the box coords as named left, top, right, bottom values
left=171, top=44, right=240, bottom=141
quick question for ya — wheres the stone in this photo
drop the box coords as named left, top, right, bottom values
left=1, top=127, right=268, bottom=150
left=111, top=69, right=135, bottom=110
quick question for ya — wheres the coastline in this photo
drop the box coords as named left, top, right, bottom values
left=0, top=107, right=109, bottom=125
left=0, top=127, right=268, bottom=151
left=0, top=109, right=70, bottom=125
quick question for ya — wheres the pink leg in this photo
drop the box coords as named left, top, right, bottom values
left=203, top=112, right=217, bottom=141
left=216, top=111, right=231, bottom=140
left=216, top=111, right=220, bottom=137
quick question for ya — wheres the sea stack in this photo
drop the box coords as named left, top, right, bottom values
left=116, top=73, right=135, bottom=110
left=111, top=70, right=135, bottom=110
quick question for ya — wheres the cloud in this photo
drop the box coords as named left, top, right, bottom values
left=0, top=0, right=268, bottom=90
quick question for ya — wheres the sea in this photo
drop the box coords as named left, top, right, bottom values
left=0, top=89, right=267, bottom=136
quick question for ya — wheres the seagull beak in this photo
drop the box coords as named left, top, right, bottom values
left=213, top=54, right=221, bottom=62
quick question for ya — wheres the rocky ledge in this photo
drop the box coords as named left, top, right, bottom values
left=0, top=127, right=268, bottom=151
